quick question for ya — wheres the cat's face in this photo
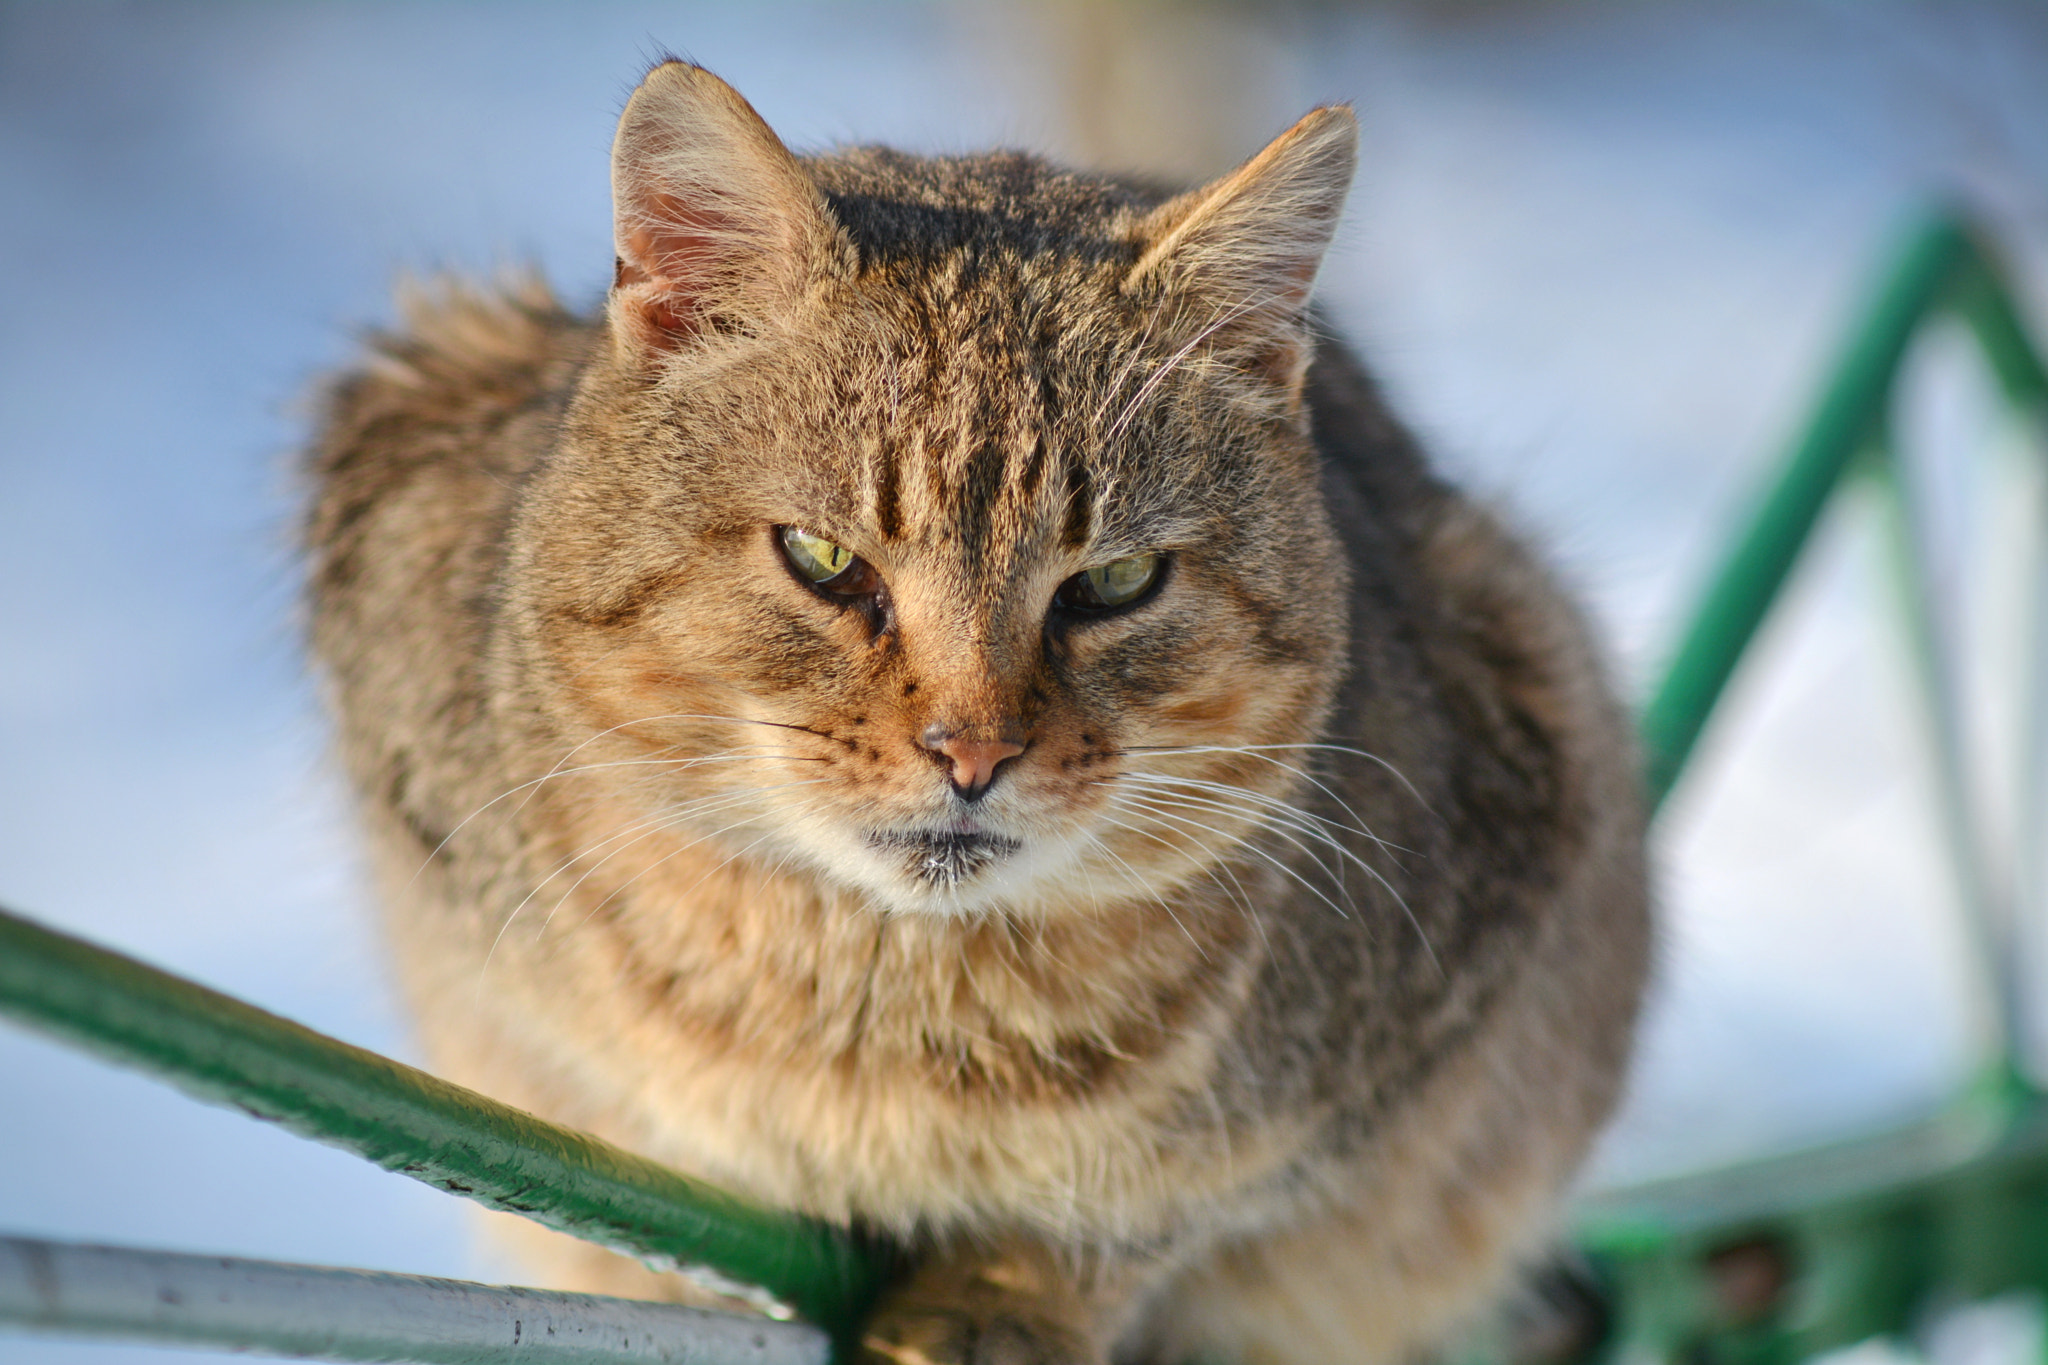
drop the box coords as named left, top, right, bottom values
left=505, top=64, right=1356, bottom=918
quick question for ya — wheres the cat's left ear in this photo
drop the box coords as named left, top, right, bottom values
left=1124, top=106, right=1357, bottom=396
left=608, top=61, right=849, bottom=357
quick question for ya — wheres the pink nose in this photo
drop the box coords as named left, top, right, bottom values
left=919, top=728, right=1025, bottom=798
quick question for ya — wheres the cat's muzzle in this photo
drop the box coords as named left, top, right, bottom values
left=868, top=828, right=1022, bottom=885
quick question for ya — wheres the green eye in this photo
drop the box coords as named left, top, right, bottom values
left=781, top=527, right=853, bottom=581
left=1056, top=553, right=1164, bottom=612
left=779, top=526, right=878, bottom=596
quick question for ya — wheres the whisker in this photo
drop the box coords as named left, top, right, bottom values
left=1089, top=817, right=1266, bottom=953
left=529, top=778, right=834, bottom=941
left=1080, top=816, right=1212, bottom=960
left=1104, top=287, right=1293, bottom=446
left=1107, top=793, right=1361, bottom=930
left=1114, top=781, right=1366, bottom=892
left=520, top=708, right=827, bottom=797
left=1116, top=786, right=1366, bottom=916
left=471, top=777, right=832, bottom=993
left=475, top=795, right=748, bottom=994
left=512, top=741, right=784, bottom=818
left=498, top=706, right=849, bottom=837
left=1120, top=743, right=1427, bottom=866
left=1111, top=784, right=1416, bottom=948
left=416, top=743, right=802, bottom=887
left=562, top=815, right=796, bottom=944
left=1115, top=770, right=1403, bottom=861
left=1112, top=780, right=1443, bottom=979
left=1088, top=297, right=1170, bottom=431
left=1117, top=741, right=1436, bottom=823
left=520, top=706, right=850, bottom=805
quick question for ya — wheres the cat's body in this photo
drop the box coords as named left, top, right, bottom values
left=305, top=63, right=1649, bottom=1365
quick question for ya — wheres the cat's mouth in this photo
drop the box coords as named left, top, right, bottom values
left=865, top=826, right=1023, bottom=885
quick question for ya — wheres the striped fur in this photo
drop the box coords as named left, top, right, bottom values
left=304, top=62, right=1649, bottom=1365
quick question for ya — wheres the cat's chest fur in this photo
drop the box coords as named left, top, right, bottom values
left=419, top=784, right=1300, bottom=1234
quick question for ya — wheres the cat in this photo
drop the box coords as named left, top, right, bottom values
left=304, top=59, right=1650, bottom=1365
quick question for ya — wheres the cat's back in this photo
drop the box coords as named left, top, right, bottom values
left=304, top=277, right=590, bottom=845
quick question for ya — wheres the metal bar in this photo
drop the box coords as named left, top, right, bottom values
left=1871, top=437, right=2027, bottom=1083
left=1641, top=209, right=2048, bottom=813
left=1951, top=230, right=2048, bottom=1067
left=1951, top=239, right=2048, bottom=415
left=2020, top=429, right=2048, bottom=1085
left=0, top=906, right=892, bottom=1349
left=1638, top=210, right=1975, bottom=809
left=1592, top=204, right=2048, bottom=1365
left=0, top=1234, right=829, bottom=1365
left=1580, top=1093, right=2048, bottom=1365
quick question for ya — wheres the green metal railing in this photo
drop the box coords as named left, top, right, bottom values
left=2, top=204, right=2045, bottom=1365
left=1641, top=209, right=2048, bottom=813
left=1582, top=205, right=2048, bottom=1365
left=0, top=908, right=892, bottom=1354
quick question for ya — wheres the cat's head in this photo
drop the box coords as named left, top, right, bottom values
left=505, top=62, right=1357, bottom=918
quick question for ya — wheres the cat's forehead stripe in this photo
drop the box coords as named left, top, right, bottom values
left=856, top=303, right=1097, bottom=562
left=869, top=425, right=902, bottom=540
left=954, top=438, right=1006, bottom=564
left=1060, top=445, right=1092, bottom=549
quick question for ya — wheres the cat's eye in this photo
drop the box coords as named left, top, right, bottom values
left=1054, top=553, right=1164, bottom=613
left=779, top=526, right=879, bottom=596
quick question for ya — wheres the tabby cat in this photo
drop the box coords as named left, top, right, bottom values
left=305, top=60, right=1650, bottom=1365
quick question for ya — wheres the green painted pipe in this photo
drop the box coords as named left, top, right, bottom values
left=1639, top=207, right=2048, bottom=811
left=0, top=906, right=894, bottom=1351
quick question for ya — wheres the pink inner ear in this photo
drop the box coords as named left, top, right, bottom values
left=617, top=191, right=742, bottom=340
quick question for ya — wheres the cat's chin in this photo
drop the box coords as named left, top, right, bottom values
left=865, top=827, right=1024, bottom=887
left=810, top=817, right=1093, bottom=920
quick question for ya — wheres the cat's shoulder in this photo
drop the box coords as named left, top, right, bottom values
left=304, top=273, right=590, bottom=627
left=312, top=273, right=587, bottom=476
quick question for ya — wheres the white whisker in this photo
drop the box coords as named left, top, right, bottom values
left=1104, top=289, right=1283, bottom=446
left=1107, top=792, right=1356, bottom=926
left=470, top=776, right=832, bottom=995
left=1081, top=817, right=1211, bottom=959
left=1110, top=777, right=1443, bottom=979
left=415, top=743, right=803, bottom=889
left=1122, top=741, right=1436, bottom=824
left=1116, top=770, right=1402, bottom=862
left=530, top=779, right=834, bottom=941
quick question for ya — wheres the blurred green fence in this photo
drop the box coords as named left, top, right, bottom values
left=1578, top=206, right=2048, bottom=1365
left=1, top=205, right=2044, bottom=1365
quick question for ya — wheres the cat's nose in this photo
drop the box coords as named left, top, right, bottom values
left=919, top=726, right=1025, bottom=800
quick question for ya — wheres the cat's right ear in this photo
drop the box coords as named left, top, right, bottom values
left=608, top=61, right=847, bottom=357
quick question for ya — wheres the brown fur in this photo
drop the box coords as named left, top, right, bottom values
left=304, top=62, right=1649, bottom=1365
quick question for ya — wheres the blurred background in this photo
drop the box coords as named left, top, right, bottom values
left=3, top=2, right=2046, bottom=1362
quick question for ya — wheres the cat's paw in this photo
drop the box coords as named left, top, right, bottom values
left=861, top=1255, right=1102, bottom=1365
left=862, top=1302, right=1096, bottom=1365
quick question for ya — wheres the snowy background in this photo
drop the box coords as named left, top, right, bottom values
left=3, top=2, right=2047, bottom=1361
